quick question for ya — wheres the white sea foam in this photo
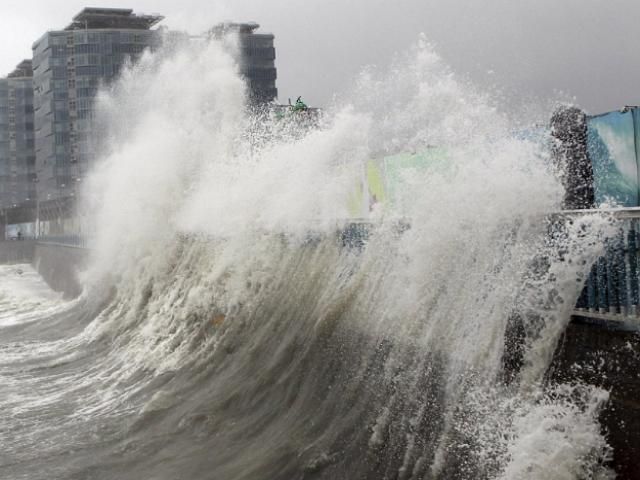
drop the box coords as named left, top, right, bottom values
left=0, top=264, right=64, bottom=326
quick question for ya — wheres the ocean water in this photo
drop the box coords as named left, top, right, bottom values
left=0, top=37, right=616, bottom=479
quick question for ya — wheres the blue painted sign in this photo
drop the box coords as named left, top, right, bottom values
left=587, top=108, right=640, bottom=207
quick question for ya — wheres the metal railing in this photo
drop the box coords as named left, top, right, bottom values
left=567, top=208, right=640, bottom=328
left=20, top=210, right=640, bottom=328
left=36, top=234, right=89, bottom=249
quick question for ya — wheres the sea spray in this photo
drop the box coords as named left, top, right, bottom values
left=0, top=35, right=615, bottom=479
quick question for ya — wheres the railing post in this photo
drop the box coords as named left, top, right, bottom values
left=597, top=256, right=608, bottom=314
left=628, top=221, right=639, bottom=315
left=615, top=228, right=629, bottom=315
left=586, top=264, right=597, bottom=312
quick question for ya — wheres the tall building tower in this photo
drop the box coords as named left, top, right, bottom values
left=32, top=7, right=164, bottom=210
left=0, top=60, right=36, bottom=225
left=210, top=22, right=278, bottom=103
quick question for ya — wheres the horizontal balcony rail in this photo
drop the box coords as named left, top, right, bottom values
left=563, top=207, right=640, bottom=328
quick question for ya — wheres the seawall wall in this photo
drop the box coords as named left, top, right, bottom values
left=549, top=320, right=640, bottom=479
left=32, top=243, right=88, bottom=298
left=0, top=240, right=36, bottom=264
left=0, top=240, right=87, bottom=298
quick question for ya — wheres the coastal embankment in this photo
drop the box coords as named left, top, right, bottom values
left=0, top=240, right=86, bottom=298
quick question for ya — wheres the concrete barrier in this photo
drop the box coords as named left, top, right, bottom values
left=32, top=243, right=88, bottom=299
left=550, top=321, right=640, bottom=479
left=0, top=240, right=36, bottom=264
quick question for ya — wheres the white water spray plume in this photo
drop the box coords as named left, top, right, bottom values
left=0, top=34, right=618, bottom=479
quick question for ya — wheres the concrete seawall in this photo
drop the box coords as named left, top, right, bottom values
left=0, top=240, right=87, bottom=298
left=549, top=320, right=640, bottom=479
left=32, top=243, right=88, bottom=298
left=0, top=240, right=36, bottom=264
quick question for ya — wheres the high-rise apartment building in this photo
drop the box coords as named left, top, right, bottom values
left=32, top=8, right=164, bottom=205
left=0, top=8, right=281, bottom=239
left=26, top=10, right=279, bottom=233
left=211, top=22, right=278, bottom=103
left=0, top=60, right=35, bottom=219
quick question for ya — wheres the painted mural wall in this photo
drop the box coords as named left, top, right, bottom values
left=348, top=147, right=449, bottom=219
left=587, top=107, right=640, bottom=207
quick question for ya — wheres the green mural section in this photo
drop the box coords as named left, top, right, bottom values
left=348, top=147, right=449, bottom=218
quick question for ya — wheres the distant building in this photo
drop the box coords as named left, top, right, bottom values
left=0, top=60, right=35, bottom=219
left=32, top=7, right=164, bottom=206
left=25, top=11, right=279, bottom=238
left=210, top=22, right=278, bottom=103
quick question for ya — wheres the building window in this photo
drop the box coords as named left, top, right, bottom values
left=53, top=67, right=66, bottom=79
left=54, top=133, right=68, bottom=145
left=74, top=32, right=87, bottom=44
left=76, top=66, right=99, bottom=76
left=51, top=35, right=67, bottom=46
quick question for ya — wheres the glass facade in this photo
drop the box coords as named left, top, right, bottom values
left=32, top=13, right=161, bottom=204
left=30, top=13, right=279, bottom=209
left=211, top=23, right=278, bottom=103
left=239, top=32, right=278, bottom=102
left=0, top=61, right=35, bottom=212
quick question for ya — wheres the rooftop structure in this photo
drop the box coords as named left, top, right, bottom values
left=210, top=22, right=261, bottom=37
left=8, top=60, right=33, bottom=79
left=64, top=7, right=164, bottom=31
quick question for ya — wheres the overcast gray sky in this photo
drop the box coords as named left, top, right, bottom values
left=1, top=0, right=639, bottom=114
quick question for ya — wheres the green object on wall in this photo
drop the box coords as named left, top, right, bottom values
left=348, top=147, right=450, bottom=218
